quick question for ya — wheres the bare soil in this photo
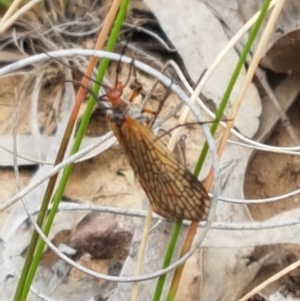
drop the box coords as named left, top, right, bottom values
left=245, top=95, right=300, bottom=220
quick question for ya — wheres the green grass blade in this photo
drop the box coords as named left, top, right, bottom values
left=152, top=220, right=183, bottom=301
left=13, top=1, right=131, bottom=301
left=153, top=0, right=273, bottom=300
left=194, top=0, right=272, bottom=176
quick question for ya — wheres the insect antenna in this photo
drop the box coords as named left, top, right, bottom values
left=37, top=47, right=110, bottom=88
left=63, top=80, right=99, bottom=100
left=114, top=27, right=138, bottom=86
left=37, top=46, right=129, bottom=113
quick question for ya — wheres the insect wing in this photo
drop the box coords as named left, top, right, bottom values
left=109, top=117, right=211, bottom=221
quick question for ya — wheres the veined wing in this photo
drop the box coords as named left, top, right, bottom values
left=109, top=116, right=211, bottom=221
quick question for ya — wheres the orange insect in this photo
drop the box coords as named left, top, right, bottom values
left=103, top=75, right=211, bottom=221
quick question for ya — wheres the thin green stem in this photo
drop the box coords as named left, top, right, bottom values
left=152, top=220, right=183, bottom=301
left=13, top=174, right=59, bottom=301
left=194, top=0, right=272, bottom=176
left=153, top=0, right=273, bottom=300
left=14, top=1, right=131, bottom=301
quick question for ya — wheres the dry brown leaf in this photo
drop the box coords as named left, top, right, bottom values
left=261, top=29, right=300, bottom=74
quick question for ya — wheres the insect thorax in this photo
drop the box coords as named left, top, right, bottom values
left=110, top=107, right=126, bottom=126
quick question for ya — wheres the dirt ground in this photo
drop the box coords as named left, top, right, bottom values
left=245, top=94, right=300, bottom=221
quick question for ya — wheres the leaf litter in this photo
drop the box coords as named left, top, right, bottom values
left=2, top=1, right=300, bottom=301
